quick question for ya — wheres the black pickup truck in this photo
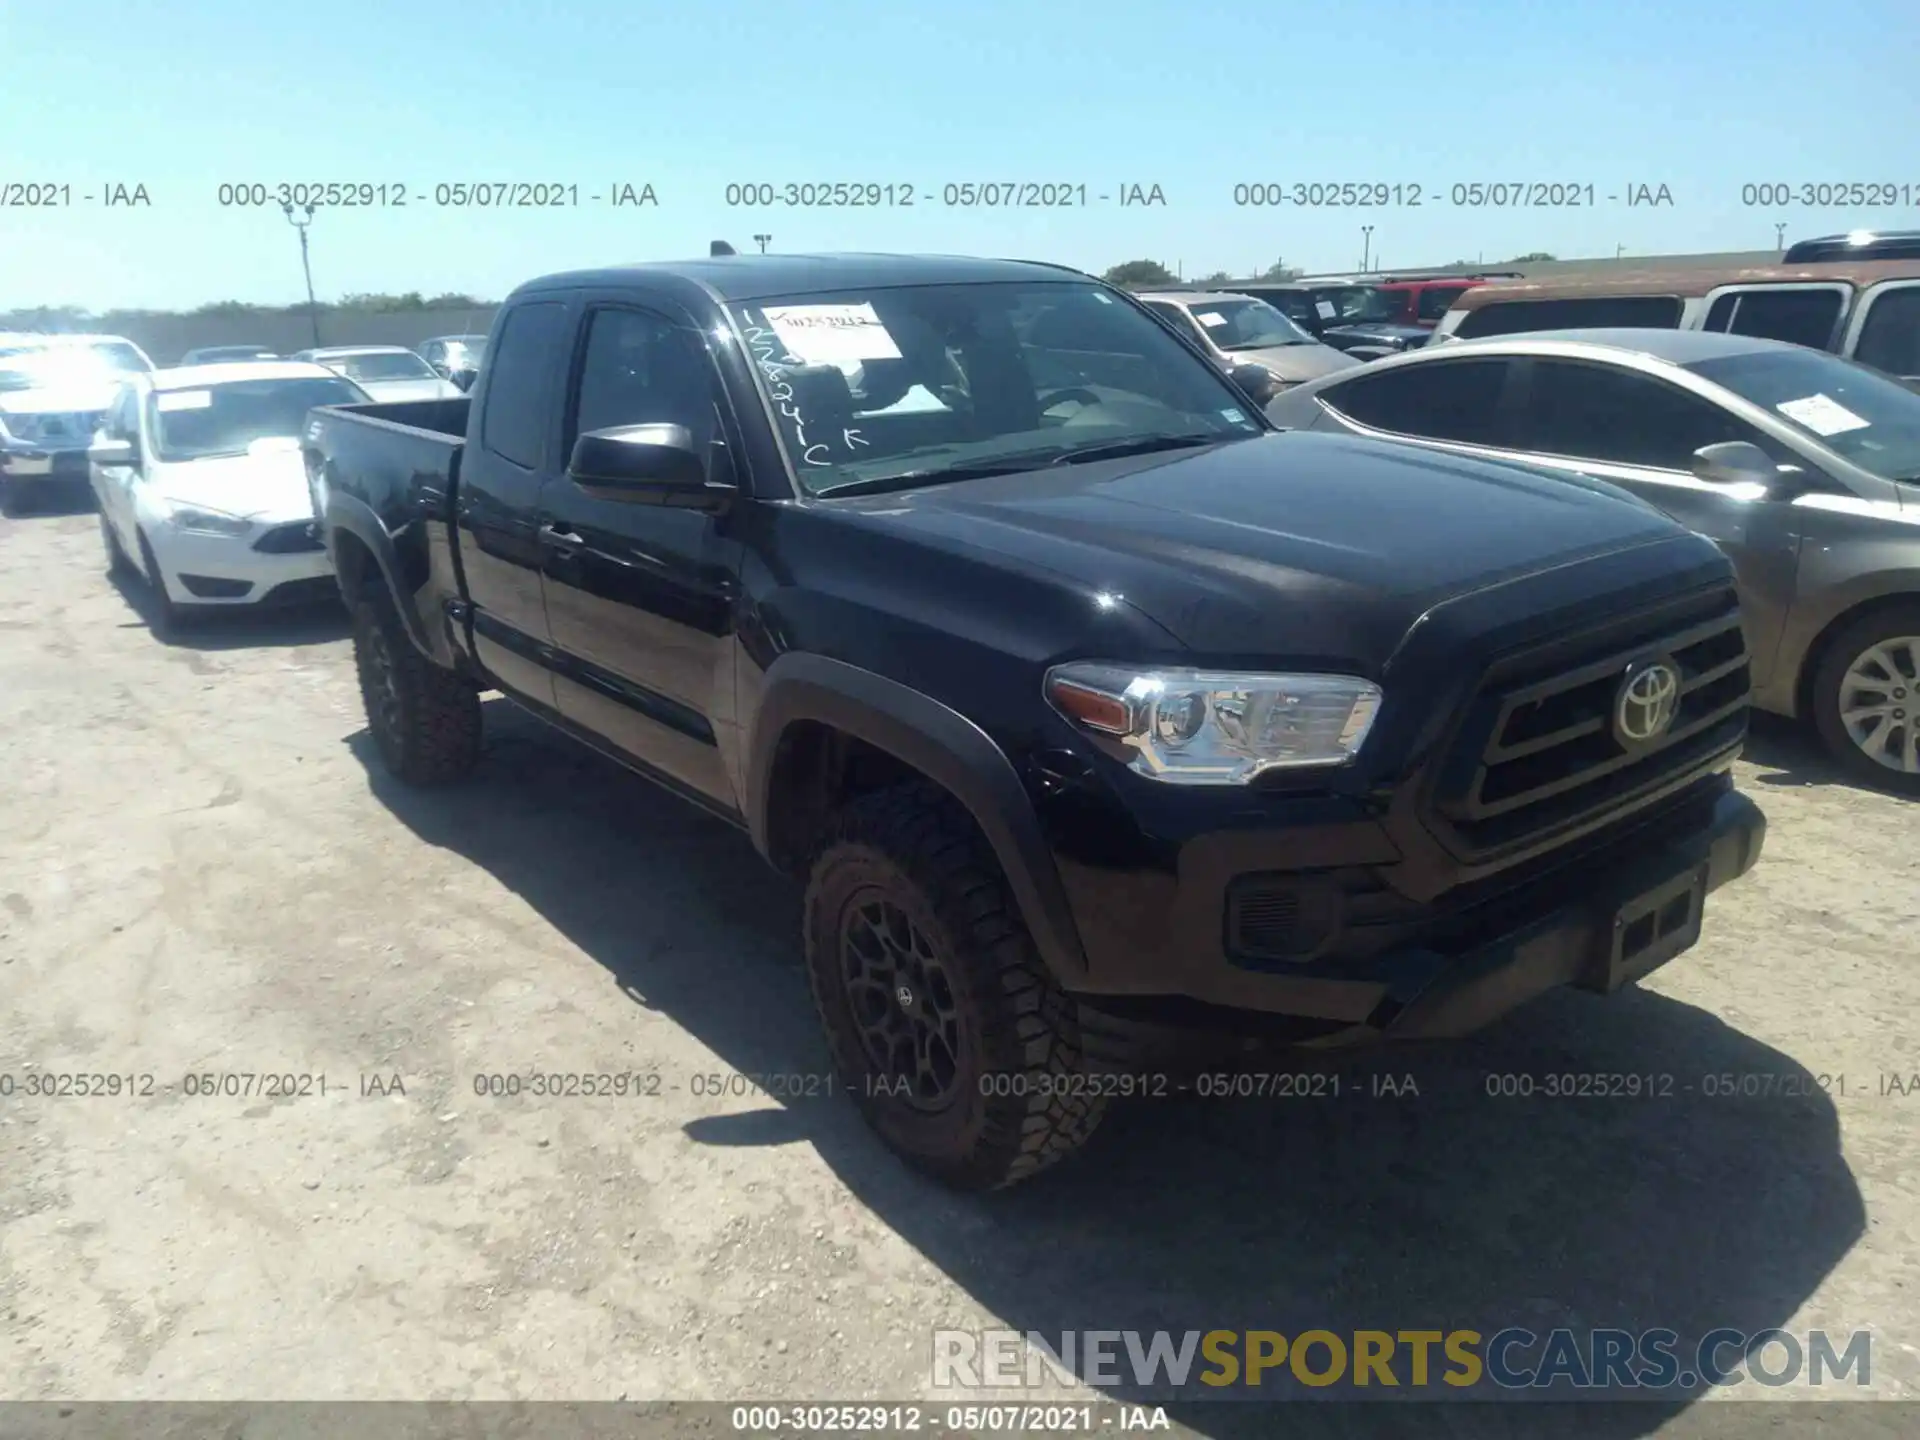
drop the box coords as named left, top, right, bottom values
left=305, top=251, right=1767, bottom=1190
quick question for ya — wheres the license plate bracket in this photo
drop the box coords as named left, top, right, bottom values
left=1585, top=861, right=1709, bottom=993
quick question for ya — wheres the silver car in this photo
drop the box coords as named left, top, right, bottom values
left=0, top=334, right=154, bottom=515
left=289, top=346, right=464, bottom=403
left=1267, top=328, right=1920, bottom=791
left=1135, top=290, right=1360, bottom=395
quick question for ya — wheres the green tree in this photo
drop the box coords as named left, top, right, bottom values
left=1258, top=258, right=1303, bottom=281
left=1502, top=251, right=1557, bottom=263
left=1195, top=270, right=1235, bottom=285
left=1102, top=259, right=1178, bottom=288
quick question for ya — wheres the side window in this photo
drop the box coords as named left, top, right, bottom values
left=1319, top=359, right=1515, bottom=445
left=1703, top=288, right=1844, bottom=350
left=479, top=301, right=568, bottom=468
left=567, top=307, right=719, bottom=452
left=1516, top=360, right=1757, bottom=470
left=1418, top=287, right=1463, bottom=323
left=1145, top=302, right=1210, bottom=349
left=1852, top=288, right=1920, bottom=378
left=1456, top=296, right=1684, bottom=339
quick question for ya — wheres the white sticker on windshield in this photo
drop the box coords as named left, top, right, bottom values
left=1776, top=393, right=1869, bottom=436
left=1221, top=408, right=1246, bottom=423
left=1314, top=300, right=1337, bottom=320
left=156, top=390, right=213, bottom=411
left=1092, top=292, right=1113, bottom=304
left=762, top=303, right=904, bottom=366
left=1196, top=311, right=1228, bottom=327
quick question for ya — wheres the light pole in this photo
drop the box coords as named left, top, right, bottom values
left=1360, top=225, right=1374, bottom=271
left=1775, top=222, right=1787, bottom=254
left=282, top=201, right=320, bottom=347
left=753, top=233, right=772, bottom=254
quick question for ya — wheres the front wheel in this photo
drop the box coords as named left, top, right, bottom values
left=1810, top=604, right=1920, bottom=795
left=136, top=531, right=191, bottom=635
left=804, top=783, right=1107, bottom=1190
left=350, top=586, right=482, bottom=785
left=101, top=512, right=132, bottom=577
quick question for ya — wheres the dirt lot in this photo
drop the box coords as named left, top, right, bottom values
left=2, top=496, right=1917, bottom=1435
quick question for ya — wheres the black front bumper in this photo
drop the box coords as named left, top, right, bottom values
left=1061, top=786, right=1764, bottom=1043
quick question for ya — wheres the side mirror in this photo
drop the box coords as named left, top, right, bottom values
left=1691, top=441, right=1788, bottom=492
left=568, top=423, right=734, bottom=511
left=1226, top=363, right=1278, bottom=405
left=90, top=436, right=135, bottom=466
left=450, top=367, right=477, bottom=392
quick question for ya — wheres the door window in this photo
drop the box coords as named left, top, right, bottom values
left=479, top=301, right=569, bottom=468
left=1317, top=358, right=1517, bottom=445
left=566, top=308, right=721, bottom=453
left=1417, top=286, right=1465, bottom=322
left=1853, top=287, right=1920, bottom=378
left=1144, top=301, right=1213, bottom=351
left=1702, top=287, right=1845, bottom=350
left=1515, top=360, right=1759, bottom=470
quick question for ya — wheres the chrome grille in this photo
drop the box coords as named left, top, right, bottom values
left=1429, top=587, right=1749, bottom=858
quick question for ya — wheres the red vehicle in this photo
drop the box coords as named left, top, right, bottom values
left=1374, top=277, right=1504, bottom=327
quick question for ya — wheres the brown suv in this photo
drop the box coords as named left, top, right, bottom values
left=1430, top=261, right=1920, bottom=384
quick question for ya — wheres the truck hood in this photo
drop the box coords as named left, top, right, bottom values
left=1222, top=343, right=1361, bottom=382
left=845, top=431, right=1696, bottom=670
left=149, top=443, right=315, bottom=521
left=0, top=380, right=124, bottom=416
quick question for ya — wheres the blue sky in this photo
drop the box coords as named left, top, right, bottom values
left=2, top=0, right=1915, bottom=311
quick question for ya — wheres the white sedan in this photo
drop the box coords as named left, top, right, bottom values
left=88, top=362, right=370, bottom=632
left=291, top=345, right=464, bottom=401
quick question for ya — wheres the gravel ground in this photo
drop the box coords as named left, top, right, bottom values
left=2, top=495, right=1917, bottom=1437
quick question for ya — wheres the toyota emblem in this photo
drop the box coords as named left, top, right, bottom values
left=1613, top=658, right=1681, bottom=747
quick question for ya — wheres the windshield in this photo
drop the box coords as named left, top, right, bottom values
left=1690, top=348, right=1920, bottom=484
left=321, top=351, right=435, bottom=381
left=190, top=347, right=275, bottom=362
left=1318, top=287, right=1401, bottom=324
left=147, top=375, right=367, bottom=462
left=0, top=342, right=150, bottom=392
left=730, top=281, right=1265, bottom=495
left=1184, top=299, right=1315, bottom=350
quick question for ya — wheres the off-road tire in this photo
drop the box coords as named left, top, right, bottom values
left=101, top=513, right=132, bottom=577
left=1810, top=602, right=1920, bottom=796
left=804, top=782, right=1107, bottom=1190
left=350, top=584, right=482, bottom=786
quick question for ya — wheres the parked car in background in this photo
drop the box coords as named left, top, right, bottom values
left=306, top=251, right=1765, bottom=1188
left=0, top=334, right=154, bottom=514
left=1784, top=231, right=1920, bottom=265
left=1134, top=290, right=1359, bottom=395
left=1231, top=276, right=1512, bottom=360
left=1267, top=328, right=1920, bottom=791
left=1430, top=261, right=1920, bottom=386
left=88, top=361, right=370, bottom=632
left=179, top=345, right=280, bottom=365
left=291, top=345, right=463, bottom=401
left=420, top=334, right=487, bottom=391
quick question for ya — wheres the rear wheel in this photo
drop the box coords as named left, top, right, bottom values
left=350, top=585, right=482, bottom=785
left=804, top=782, right=1107, bottom=1190
left=0, top=479, right=27, bottom=517
left=1810, top=604, right=1920, bottom=795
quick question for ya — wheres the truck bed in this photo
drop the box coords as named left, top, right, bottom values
left=305, top=396, right=468, bottom=520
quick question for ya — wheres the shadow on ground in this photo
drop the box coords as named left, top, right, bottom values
left=1740, top=713, right=1913, bottom=805
left=107, top=568, right=349, bottom=651
left=351, top=699, right=1867, bottom=1439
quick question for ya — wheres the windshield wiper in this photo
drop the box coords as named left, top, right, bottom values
left=1047, top=433, right=1227, bottom=466
left=812, top=454, right=1063, bottom=498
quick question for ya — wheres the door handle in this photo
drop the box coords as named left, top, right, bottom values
left=539, top=524, right=585, bottom=552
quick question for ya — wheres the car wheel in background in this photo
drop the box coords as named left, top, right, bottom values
left=1811, top=603, right=1920, bottom=796
left=100, top=513, right=132, bottom=577
left=349, top=585, right=482, bottom=785
left=803, top=781, right=1108, bottom=1190
left=135, top=531, right=192, bottom=636
left=0, top=479, right=27, bottom=517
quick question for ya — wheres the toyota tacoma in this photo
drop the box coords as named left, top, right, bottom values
left=305, top=251, right=1767, bottom=1190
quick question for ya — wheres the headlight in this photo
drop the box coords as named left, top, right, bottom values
left=3, top=414, right=44, bottom=442
left=164, top=503, right=252, bottom=537
left=1045, top=662, right=1382, bottom=784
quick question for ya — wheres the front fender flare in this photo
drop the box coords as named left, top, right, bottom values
left=745, top=653, right=1091, bottom=987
